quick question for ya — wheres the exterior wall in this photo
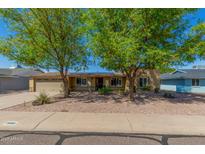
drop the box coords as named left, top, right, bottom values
left=160, top=79, right=205, bottom=93
left=31, top=69, right=160, bottom=93
left=0, top=77, right=29, bottom=92
left=180, top=79, right=205, bottom=93
left=72, top=77, right=126, bottom=91
left=106, top=77, right=126, bottom=91
left=125, top=69, right=160, bottom=92
left=160, top=79, right=185, bottom=92
left=191, top=79, right=205, bottom=93
left=29, top=79, right=35, bottom=92
left=73, top=77, right=95, bottom=91
left=143, top=69, right=160, bottom=90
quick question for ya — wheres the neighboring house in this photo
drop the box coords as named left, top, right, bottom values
left=0, top=68, right=43, bottom=93
left=30, top=70, right=160, bottom=93
left=160, top=69, right=205, bottom=93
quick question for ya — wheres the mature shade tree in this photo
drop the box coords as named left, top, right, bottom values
left=87, top=8, right=198, bottom=100
left=0, top=9, right=88, bottom=97
left=184, top=22, right=205, bottom=60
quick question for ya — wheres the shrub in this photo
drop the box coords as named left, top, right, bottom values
left=32, top=92, right=51, bottom=106
left=154, top=88, right=160, bottom=93
left=98, top=87, right=112, bottom=95
left=141, top=86, right=151, bottom=91
left=163, top=92, right=175, bottom=98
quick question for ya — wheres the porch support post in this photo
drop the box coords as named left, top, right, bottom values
left=104, top=77, right=109, bottom=87
left=87, top=77, right=92, bottom=92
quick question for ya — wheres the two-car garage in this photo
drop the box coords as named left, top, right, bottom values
left=29, top=72, right=64, bottom=92
left=31, top=79, right=63, bottom=92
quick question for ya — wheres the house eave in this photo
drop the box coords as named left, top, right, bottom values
left=161, top=77, right=205, bottom=80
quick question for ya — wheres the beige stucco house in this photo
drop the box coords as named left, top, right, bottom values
left=30, top=70, right=160, bottom=93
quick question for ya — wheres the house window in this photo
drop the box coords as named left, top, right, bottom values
left=192, top=79, right=199, bottom=86
left=139, top=77, right=149, bottom=87
left=111, top=78, right=122, bottom=87
left=76, top=78, right=87, bottom=86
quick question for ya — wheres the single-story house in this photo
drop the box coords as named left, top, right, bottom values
left=30, top=70, right=160, bottom=93
left=160, top=69, right=205, bottom=93
left=0, top=68, right=43, bottom=93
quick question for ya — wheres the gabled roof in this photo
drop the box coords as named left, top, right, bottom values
left=0, top=68, right=43, bottom=78
left=161, top=69, right=205, bottom=80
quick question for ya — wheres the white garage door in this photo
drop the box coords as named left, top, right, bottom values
left=36, top=80, right=63, bottom=92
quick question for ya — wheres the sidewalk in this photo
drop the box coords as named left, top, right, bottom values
left=0, top=112, right=205, bottom=136
left=0, top=92, right=58, bottom=110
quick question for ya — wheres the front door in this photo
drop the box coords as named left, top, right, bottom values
left=96, top=77, right=104, bottom=90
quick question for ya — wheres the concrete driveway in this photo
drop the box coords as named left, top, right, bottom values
left=0, top=91, right=58, bottom=110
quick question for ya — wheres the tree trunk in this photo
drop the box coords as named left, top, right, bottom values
left=62, top=77, right=70, bottom=98
left=128, top=77, right=135, bottom=101
left=59, top=69, right=70, bottom=98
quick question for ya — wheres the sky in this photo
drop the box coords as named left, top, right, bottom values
left=0, top=9, right=205, bottom=72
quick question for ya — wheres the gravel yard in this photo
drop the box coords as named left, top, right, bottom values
left=2, top=91, right=205, bottom=115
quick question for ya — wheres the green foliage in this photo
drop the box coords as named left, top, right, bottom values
left=186, top=22, right=205, bottom=60
left=0, top=8, right=203, bottom=99
left=85, top=8, right=199, bottom=99
left=159, top=67, right=176, bottom=74
left=0, top=9, right=88, bottom=70
left=33, top=92, right=51, bottom=106
left=141, top=85, right=151, bottom=91
left=154, top=87, right=160, bottom=93
left=98, top=87, right=113, bottom=95
left=0, top=9, right=89, bottom=97
left=87, top=9, right=198, bottom=73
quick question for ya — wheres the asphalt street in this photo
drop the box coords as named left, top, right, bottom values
left=0, top=131, right=205, bottom=145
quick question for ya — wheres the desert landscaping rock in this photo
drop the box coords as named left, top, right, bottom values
left=3, top=92, right=205, bottom=116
